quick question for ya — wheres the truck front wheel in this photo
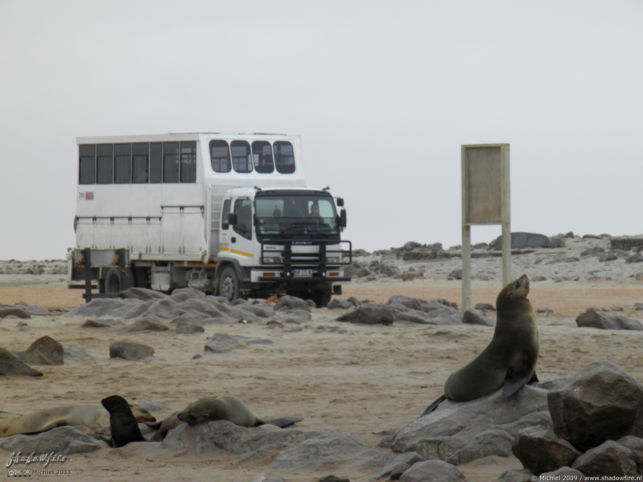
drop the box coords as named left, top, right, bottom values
left=311, top=288, right=332, bottom=308
left=218, top=266, right=239, bottom=301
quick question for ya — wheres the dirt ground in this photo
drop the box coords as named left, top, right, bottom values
left=0, top=279, right=642, bottom=481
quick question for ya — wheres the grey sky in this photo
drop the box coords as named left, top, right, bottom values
left=1, top=0, right=642, bottom=260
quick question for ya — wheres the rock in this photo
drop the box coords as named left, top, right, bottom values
left=0, top=426, right=105, bottom=453
left=402, top=271, right=424, bottom=281
left=123, top=318, right=169, bottom=332
left=598, top=252, right=618, bottom=262
left=497, top=468, right=534, bottom=481
left=392, top=385, right=552, bottom=465
left=0, top=308, right=30, bottom=319
left=336, top=304, right=395, bottom=325
left=82, top=318, right=122, bottom=328
left=474, top=303, right=495, bottom=312
left=277, top=309, right=311, bottom=324
left=204, top=334, right=273, bottom=354
left=327, top=299, right=353, bottom=310
left=175, top=319, right=205, bottom=334
left=512, top=426, right=581, bottom=474
left=18, top=336, right=64, bottom=365
left=490, top=232, right=551, bottom=250
left=572, top=440, right=638, bottom=476
left=547, top=361, right=643, bottom=451
left=575, top=308, right=643, bottom=330
left=462, top=309, right=495, bottom=326
left=387, top=297, right=462, bottom=325
left=119, top=287, right=168, bottom=301
left=0, top=348, right=43, bottom=376
left=635, top=303, right=643, bottom=311
left=0, top=303, right=50, bottom=316
left=63, top=346, right=94, bottom=362
left=275, top=295, right=311, bottom=312
left=109, top=341, right=154, bottom=360
left=611, top=236, right=643, bottom=251
left=376, top=452, right=423, bottom=480
left=399, top=460, right=466, bottom=481
left=626, top=253, right=643, bottom=263
left=538, top=467, right=585, bottom=481
left=447, top=269, right=462, bottom=280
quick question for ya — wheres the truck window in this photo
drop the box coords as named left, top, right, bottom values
left=114, top=143, right=131, bottom=183
left=210, top=140, right=231, bottom=173
left=231, top=141, right=252, bottom=173
left=96, top=144, right=114, bottom=184
left=163, top=142, right=179, bottom=183
left=79, top=144, right=96, bottom=184
left=252, top=141, right=274, bottom=173
left=274, top=141, right=295, bottom=174
left=234, top=199, right=252, bottom=240
left=221, top=199, right=231, bottom=229
left=180, top=141, right=196, bottom=182
left=132, top=143, right=149, bottom=183
left=150, top=143, right=162, bottom=183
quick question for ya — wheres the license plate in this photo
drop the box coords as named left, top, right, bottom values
left=292, top=269, right=313, bottom=278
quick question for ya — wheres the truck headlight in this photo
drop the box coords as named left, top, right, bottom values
left=263, top=256, right=281, bottom=264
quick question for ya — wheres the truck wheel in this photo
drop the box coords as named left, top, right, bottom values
left=103, top=268, right=134, bottom=296
left=311, top=288, right=332, bottom=308
left=218, top=266, right=239, bottom=301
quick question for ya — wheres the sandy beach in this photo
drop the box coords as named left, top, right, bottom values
left=1, top=266, right=642, bottom=481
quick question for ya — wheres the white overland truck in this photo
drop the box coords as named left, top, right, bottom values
left=68, top=133, right=351, bottom=307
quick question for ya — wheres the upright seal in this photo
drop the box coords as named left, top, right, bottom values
left=424, top=274, right=539, bottom=414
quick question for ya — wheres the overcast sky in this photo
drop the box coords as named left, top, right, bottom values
left=1, top=0, right=642, bottom=260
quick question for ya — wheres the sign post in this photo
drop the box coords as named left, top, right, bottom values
left=461, top=143, right=511, bottom=310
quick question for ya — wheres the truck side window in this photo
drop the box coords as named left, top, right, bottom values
left=274, top=141, right=295, bottom=174
left=79, top=144, right=96, bottom=184
left=234, top=199, right=252, bottom=240
left=221, top=199, right=231, bottom=229
left=252, top=141, right=274, bottom=173
left=210, top=140, right=231, bottom=173
left=96, top=144, right=114, bottom=184
left=231, top=141, right=252, bottom=173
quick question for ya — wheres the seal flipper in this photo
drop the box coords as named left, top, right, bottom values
left=502, top=375, right=531, bottom=397
left=262, top=417, right=303, bottom=428
left=421, top=395, right=447, bottom=416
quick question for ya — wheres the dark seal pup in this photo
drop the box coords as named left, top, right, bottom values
left=101, top=395, right=145, bottom=447
left=423, top=274, right=539, bottom=415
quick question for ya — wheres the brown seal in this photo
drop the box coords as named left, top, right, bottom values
left=424, top=274, right=539, bottom=414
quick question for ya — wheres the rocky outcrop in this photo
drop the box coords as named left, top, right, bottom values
left=575, top=308, right=643, bottom=330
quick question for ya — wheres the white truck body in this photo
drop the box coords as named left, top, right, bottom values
left=69, top=132, right=351, bottom=306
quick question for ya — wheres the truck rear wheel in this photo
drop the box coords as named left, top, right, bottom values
left=311, top=288, right=332, bottom=308
left=218, top=266, right=239, bottom=301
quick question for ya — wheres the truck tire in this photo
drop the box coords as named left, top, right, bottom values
left=103, top=268, right=134, bottom=296
left=311, top=288, right=332, bottom=308
left=218, top=266, right=239, bottom=301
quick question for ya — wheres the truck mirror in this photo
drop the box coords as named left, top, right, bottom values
left=339, top=209, right=347, bottom=228
left=228, top=213, right=237, bottom=226
left=337, top=197, right=344, bottom=207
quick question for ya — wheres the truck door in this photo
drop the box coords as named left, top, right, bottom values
left=228, top=197, right=255, bottom=263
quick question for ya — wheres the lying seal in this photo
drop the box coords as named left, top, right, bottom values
left=423, top=274, right=539, bottom=414
left=176, top=396, right=301, bottom=430
left=0, top=403, right=155, bottom=438
left=101, top=395, right=145, bottom=447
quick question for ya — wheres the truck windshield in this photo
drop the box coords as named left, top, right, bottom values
left=255, top=193, right=339, bottom=239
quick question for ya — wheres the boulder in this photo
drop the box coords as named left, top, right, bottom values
left=0, top=348, right=43, bottom=376
left=0, top=426, right=105, bottom=453
left=575, top=308, right=643, bottom=330
left=0, top=308, right=30, bottom=319
left=337, top=304, right=395, bottom=325
left=109, top=341, right=154, bottom=360
left=462, top=309, right=495, bottom=326
left=490, top=232, right=551, bottom=250
left=511, top=426, right=581, bottom=474
left=572, top=440, right=638, bottom=476
left=399, top=460, right=466, bottom=482
left=547, top=361, right=643, bottom=451
left=123, top=318, right=169, bottom=332
left=275, top=296, right=311, bottom=312
left=18, top=336, right=64, bottom=365
left=175, top=319, right=205, bottom=334
left=204, top=334, right=273, bottom=354
left=391, top=385, right=552, bottom=465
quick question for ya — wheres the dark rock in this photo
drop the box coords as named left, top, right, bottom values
left=399, top=460, right=466, bottom=481
left=0, top=426, right=105, bottom=453
left=598, top=252, right=618, bottom=262
left=611, top=236, right=643, bottom=251
left=204, top=334, right=273, bottom=354
left=575, top=308, right=643, bottom=330
left=275, top=295, right=311, bottom=312
left=581, top=246, right=605, bottom=257
left=82, top=318, right=122, bottom=328
left=387, top=296, right=462, bottom=325
left=474, top=303, right=495, bottom=312
left=119, top=287, right=168, bottom=301
left=538, top=467, right=585, bottom=481
left=63, top=346, right=94, bottom=361
left=337, top=303, right=395, bottom=325
left=496, top=468, right=534, bottom=481
left=617, top=435, right=643, bottom=471
left=447, top=269, right=462, bottom=280
left=376, top=452, right=423, bottom=480
left=109, top=341, right=154, bottom=360
left=462, top=309, right=495, bottom=326
left=547, top=361, right=643, bottom=451
left=490, top=232, right=551, bottom=250
left=0, top=347, right=43, bottom=376
left=572, top=440, right=638, bottom=476
left=512, top=426, right=581, bottom=474
left=18, top=336, right=64, bottom=365
left=0, top=303, right=50, bottom=316
left=392, top=385, right=552, bottom=465
left=124, top=318, right=169, bottom=332
left=636, top=303, right=643, bottom=311
left=327, top=299, right=353, bottom=310
left=0, top=308, right=30, bottom=319
left=175, top=319, right=205, bottom=334
left=316, top=476, right=348, bottom=482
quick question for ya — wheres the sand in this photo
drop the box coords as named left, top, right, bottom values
left=0, top=278, right=642, bottom=481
